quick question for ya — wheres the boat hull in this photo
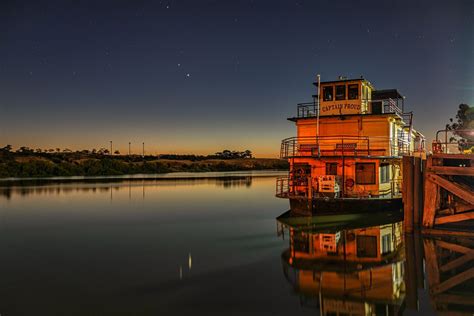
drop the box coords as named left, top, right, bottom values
left=289, top=197, right=402, bottom=216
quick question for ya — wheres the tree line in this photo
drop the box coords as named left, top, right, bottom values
left=0, top=145, right=252, bottom=160
left=0, top=146, right=287, bottom=178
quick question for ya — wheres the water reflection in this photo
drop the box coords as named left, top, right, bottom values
left=0, top=176, right=253, bottom=200
left=0, top=174, right=288, bottom=315
left=1, top=174, right=473, bottom=315
left=422, top=236, right=474, bottom=315
left=277, top=211, right=474, bottom=315
left=277, top=212, right=405, bottom=315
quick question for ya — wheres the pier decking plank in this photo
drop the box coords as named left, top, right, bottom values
left=435, top=211, right=474, bottom=225
left=427, top=174, right=474, bottom=206
left=439, top=250, right=474, bottom=272
left=431, top=266, right=474, bottom=295
left=428, top=166, right=474, bottom=176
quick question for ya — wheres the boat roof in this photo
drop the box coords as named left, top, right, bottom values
left=372, top=89, right=404, bottom=100
left=313, top=77, right=375, bottom=89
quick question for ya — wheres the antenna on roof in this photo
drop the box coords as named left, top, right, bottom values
left=316, top=74, right=321, bottom=140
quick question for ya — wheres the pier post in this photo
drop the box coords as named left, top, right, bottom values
left=413, top=157, right=422, bottom=229
left=422, top=157, right=437, bottom=228
left=413, top=231, right=425, bottom=289
left=404, top=234, right=419, bottom=310
left=403, top=156, right=414, bottom=233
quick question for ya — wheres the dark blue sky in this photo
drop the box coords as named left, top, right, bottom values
left=1, top=0, right=472, bottom=156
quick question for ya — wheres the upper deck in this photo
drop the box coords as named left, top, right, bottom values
left=281, top=77, right=425, bottom=159
left=288, top=78, right=406, bottom=121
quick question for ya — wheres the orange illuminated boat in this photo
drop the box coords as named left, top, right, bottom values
left=276, top=76, right=425, bottom=215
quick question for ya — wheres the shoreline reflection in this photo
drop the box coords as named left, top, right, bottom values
left=0, top=176, right=253, bottom=200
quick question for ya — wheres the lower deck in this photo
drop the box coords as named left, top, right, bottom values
left=277, top=156, right=403, bottom=201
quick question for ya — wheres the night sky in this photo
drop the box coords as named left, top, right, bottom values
left=1, top=0, right=473, bottom=157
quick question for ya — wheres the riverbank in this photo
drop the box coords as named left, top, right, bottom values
left=0, top=155, right=288, bottom=178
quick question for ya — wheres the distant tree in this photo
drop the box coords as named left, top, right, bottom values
left=63, top=148, right=72, bottom=153
left=97, top=148, right=109, bottom=155
left=48, top=149, right=55, bottom=153
left=17, top=146, right=33, bottom=153
left=35, top=148, right=42, bottom=153
left=244, top=150, right=253, bottom=158
left=91, top=148, right=97, bottom=154
left=56, top=148, right=61, bottom=153
left=447, top=103, right=473, bottom=152
left=114, top=150, right=120, bottom=155
left=1, top=145, right=12, bottom=152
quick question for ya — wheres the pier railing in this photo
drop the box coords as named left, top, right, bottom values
left=280, top=136, right=412, bottom=159
left=433, top=128, right=474, bottom=154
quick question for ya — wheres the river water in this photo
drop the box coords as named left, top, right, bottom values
left=0, top=171, right=472, bottom=315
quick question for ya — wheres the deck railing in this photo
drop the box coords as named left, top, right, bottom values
left=295, top=98, right=403, bottom=119
left=275, top=175, right=403, bottom=199
left=276, top=176, right=290, bottom=198
left=280, top=136, right=412, bottom=159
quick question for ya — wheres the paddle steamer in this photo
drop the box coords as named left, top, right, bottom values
left=276, top=76, right=425, bottom=214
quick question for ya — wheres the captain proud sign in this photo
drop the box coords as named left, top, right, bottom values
left=321, top=103, right=361, bottom=115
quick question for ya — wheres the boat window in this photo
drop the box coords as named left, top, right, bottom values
left=326, top=163, right=338, bottom=175
left=356, top=235, right=378, bottom=258
left=293, top=232, right=310, bottom=253
left=323, top=86, right=334, bottom=101
left=380, top=164, right=390, bottom=183
left=381, top=234, right=392, bottom=254
left=335, top=85, right=346, bottom=100
left=348, top=84, right=358, bottom=100
left=355, top=163, right=376, bottom=184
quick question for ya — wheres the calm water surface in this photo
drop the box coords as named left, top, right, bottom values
left=0, top=172, right=472, bottom=315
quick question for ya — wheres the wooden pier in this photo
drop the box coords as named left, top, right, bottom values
left=403, top=153, right=474, bottom=236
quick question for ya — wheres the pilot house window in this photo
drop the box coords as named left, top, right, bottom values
left=323, top=86, right=334, bottom=101
left=335, top=85, right=346, bottom=100
left=348, top=84, right=359, bottom=100
left=356, top=163, right=376, bottom=184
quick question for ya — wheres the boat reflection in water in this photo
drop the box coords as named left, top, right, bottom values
left=277, top=211, right=405, bottom=315
left=277, top=210, right=474, bottom=315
